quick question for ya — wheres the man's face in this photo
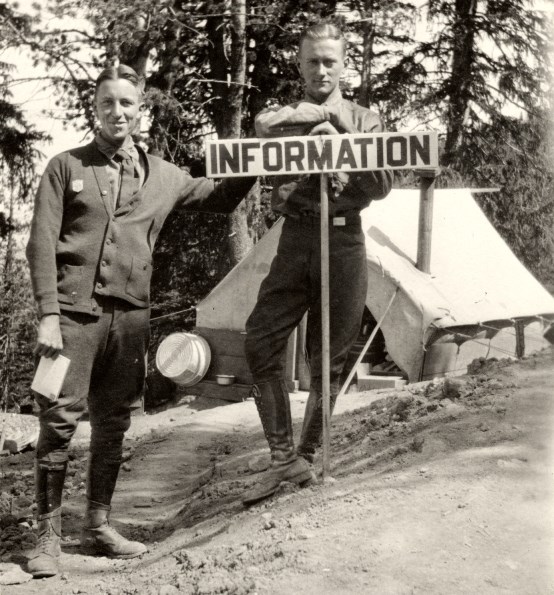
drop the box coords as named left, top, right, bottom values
left=95, top=78, right=142, bottom=145
left=298, top=37, right=345, bottom=102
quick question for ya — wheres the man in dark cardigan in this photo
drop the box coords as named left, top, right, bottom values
left=25, top=64, right=254, bottom=577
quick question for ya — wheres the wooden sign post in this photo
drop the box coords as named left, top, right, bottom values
left=206, top=131, right=439, bottom=479
left=319, top=172, right=331, bottom=478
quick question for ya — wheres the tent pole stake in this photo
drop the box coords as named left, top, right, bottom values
left=320, top=173, right=331, bottom=479
left=336, top=287, right=399, bottom=400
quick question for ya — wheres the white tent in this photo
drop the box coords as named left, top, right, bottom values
left=196, top=189, right=554, bottom=383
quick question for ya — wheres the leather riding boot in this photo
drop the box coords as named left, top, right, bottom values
left=81, top=455, right=146, bottom=558
left=242, top=379, right=315, bottom=506
left=81, top=502, right=147, bottom=558
left=27, top=460, right=67, bottom=578
left=297, top=389, right=338, bottom=464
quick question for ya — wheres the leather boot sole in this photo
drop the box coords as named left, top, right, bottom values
left=80, top=544, right=146, bottom=559
left=80, top=526, right=147, bottom=559
left=28, top=564, right=59, bottom=579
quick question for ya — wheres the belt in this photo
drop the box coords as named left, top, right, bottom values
left=286, top=212, right=361, bottom=227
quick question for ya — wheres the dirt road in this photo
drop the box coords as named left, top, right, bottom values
left=2, top=350, right=553, bottom=594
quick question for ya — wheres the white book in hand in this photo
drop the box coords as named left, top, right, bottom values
left=31, top=355, right=71, bottom=401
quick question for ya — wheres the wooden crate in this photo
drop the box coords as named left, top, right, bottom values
left=186, top=379, right=252, bottom=403
left=195, top=326, right=253, bottom=385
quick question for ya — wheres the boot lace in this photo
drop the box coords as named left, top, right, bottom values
left=91, top=520, right=132, bottom=545
left=35, top=523, right=55, bottom=553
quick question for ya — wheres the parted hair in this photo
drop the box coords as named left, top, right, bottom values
left=298, top=22, right=346, bottom=54
left=95, top=64, right=145, bottom=97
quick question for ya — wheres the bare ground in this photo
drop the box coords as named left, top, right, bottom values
left=1, top=349, right=553, bottom=595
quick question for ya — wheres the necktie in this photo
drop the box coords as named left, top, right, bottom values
left=114, top=149, right=140, bottom=208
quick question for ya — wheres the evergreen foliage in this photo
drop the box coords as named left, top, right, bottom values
left=0, top=0, right=552, bottom=409
left=460, top=112, right=554, bottom=291
left=0, top=6, right=49, bottom=410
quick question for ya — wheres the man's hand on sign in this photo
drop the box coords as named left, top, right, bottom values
left=309, top=121, right=340, bottom=136
left=35, top=314, right=64, bottom=358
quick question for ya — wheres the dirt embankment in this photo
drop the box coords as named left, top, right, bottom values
left=1, top=351, right=553, bottom=594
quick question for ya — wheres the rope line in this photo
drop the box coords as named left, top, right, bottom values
left=150, top=306, right=196, bottom=323
left=338, top=288, right=399, bottom=399
left=430, top=321, right=550, bottom=346
left=435, top=328, right=520, bottom=356
left=477, top=321, right=550, bottom=344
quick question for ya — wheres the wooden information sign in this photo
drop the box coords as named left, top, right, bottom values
left=206, top=132, right=439, bottom=178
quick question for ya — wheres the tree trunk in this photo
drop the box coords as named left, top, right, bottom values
left=224, top=0, right=252, bottom=268
left=442, top=0, right=478, bottom=166
left=208, top=0, right=256, bottom=272
left=359, top=0, right=375, bottom=109
left=117, top=14, right=151, bottom=77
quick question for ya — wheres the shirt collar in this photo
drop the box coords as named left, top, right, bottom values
left=304, top=86, right=343, bottom=107
left=95, top=132, right=139, bottom=162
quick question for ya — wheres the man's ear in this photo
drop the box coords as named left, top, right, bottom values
left=93, top=105, right=101, bottom=129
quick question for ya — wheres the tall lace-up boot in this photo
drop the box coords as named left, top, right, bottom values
left=27, top=460, right=67, bottom=578
left=242, top=379, right=315, bottom=506
left=297, top=388, right=338, bottom=464
left=80, top=455, right=146, bottom=558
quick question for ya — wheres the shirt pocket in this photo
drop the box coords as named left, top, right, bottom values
left=126, top=256, right=153, bottom=301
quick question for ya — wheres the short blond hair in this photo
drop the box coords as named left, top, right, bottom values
left=299, top=22, right=346, bottom=55
left=95, top=64, right=145, bottom=98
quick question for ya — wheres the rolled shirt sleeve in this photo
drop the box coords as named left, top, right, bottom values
left=255, top=103, right=331, bottom=138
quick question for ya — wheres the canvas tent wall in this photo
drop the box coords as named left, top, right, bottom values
left=196, top=189, right=554, bottom=383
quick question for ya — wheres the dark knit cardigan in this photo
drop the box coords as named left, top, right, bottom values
left=26, top=141, right=253, bottom=318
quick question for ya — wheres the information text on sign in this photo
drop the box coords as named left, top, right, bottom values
left=206, top=131, right=438, bottom=178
